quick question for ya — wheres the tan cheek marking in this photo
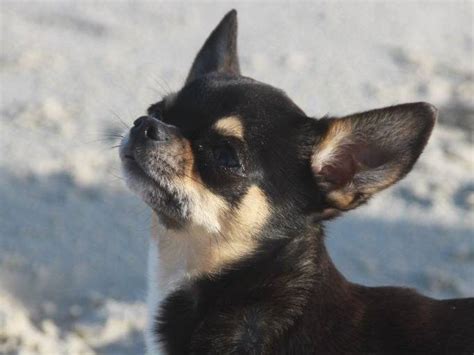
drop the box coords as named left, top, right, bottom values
left=231, top=185, right=271, bottom=239
left=161, top=185, right=270, bottom=276
left=213, top=116, right=244, bottom=139
left=151, top=186, right=270, bottom=279
left=172, top=137, right=230, bottom=232
left=207, top=185, right=271, bottom=270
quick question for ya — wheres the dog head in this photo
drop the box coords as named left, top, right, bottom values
left=120, top=10, right=436, bottom=259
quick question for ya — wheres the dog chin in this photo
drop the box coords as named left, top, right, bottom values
left=121, top=158, right=189, bottom=224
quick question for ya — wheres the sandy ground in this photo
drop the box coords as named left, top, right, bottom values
left=0, top=1, right=473, bottom=354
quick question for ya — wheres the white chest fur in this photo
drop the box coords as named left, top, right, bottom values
left=145, top=238, right=162, bottom=355
left=145, top=217, right=191, bottom=355
left=145, top=214, right=216, bottom=355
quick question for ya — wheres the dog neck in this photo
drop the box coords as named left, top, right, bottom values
left=151, top=212, right=260, bottom=278
left=151, top=211, right=348, bottom=294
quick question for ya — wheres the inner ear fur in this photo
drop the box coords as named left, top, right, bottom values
left=311, top=102, right=437, bottom=213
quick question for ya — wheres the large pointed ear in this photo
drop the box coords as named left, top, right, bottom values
left=311, top=102, right=437, bottom=216
left=185, top=10, right=240, bottom=84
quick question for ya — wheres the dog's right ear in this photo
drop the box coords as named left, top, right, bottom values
left=185, top=10, right=240, bottom=84
left=310, top=102, right=437, bottom=219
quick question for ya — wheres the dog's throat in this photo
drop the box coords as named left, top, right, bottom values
left=151, top=212, right=258, bottom=276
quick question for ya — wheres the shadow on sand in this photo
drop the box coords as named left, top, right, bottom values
left=0, top=168, right=472, bottom=353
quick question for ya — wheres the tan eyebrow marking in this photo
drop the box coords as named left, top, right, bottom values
left=213, top=116, right=244, bottom=139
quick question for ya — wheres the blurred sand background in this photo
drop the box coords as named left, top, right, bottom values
left=0, top=1, right=473, bottom=354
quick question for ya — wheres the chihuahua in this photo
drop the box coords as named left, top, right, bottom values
left=120, top=10, right=474, bottom=354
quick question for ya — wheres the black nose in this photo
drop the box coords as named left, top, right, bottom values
left=131, top=116, right=171, bottom=142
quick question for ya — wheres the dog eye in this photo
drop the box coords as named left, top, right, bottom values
left=212, top=144, right=240, bottom=168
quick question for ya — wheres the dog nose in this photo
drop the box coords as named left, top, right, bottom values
left=131, top=116, right=171, bottom=142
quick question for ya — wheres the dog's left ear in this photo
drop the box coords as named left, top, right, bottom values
left=311, top=102, right=437, bottom=216
left=185, top=9, right=240, bottom=84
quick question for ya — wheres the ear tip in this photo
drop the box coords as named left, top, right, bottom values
left=221, top=9, right=238, bottom=26
left=185, top=8, right=240, bottom=84
left=399, top=102, right=437, bottom=132
left=417, top=101, right=438, bottom=118
left=213, top=9, right=238, bottom=37
left=226, top=9, right=238, bottom=18
left=414, top=102, right=438, bottom=134
left=411, top=101, right=438, bottom=121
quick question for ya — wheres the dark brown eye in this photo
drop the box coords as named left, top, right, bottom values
left=212, top=144, right=240, bottom=168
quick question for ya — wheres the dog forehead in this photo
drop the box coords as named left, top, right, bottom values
left=163, top=74, right=302, bottom=134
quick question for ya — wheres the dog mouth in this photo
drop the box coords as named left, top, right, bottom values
left=121, top=151, right=153, bottom=188
left=120, top=142, right=165, bottom=189
left=119, top=135, right=190, bottom=224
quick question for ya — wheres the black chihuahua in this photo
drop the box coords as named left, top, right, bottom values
left=120, top=10, right=474, bottom=354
